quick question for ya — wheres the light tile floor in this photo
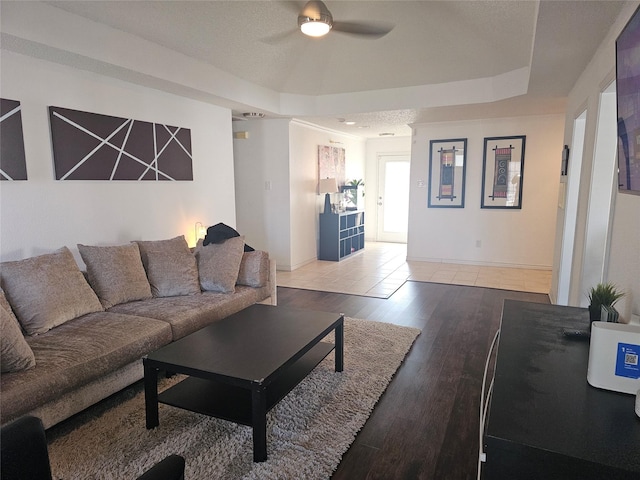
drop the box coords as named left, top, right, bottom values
left=277, top=242, right=552, bottom=298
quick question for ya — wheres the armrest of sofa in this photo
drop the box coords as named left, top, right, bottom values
left=267, top=258, right=277, bottom=305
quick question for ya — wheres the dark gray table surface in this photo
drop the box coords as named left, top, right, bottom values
left=145, top=304, right=342, bottom=385
left=484, top=300, right=640, bottom=479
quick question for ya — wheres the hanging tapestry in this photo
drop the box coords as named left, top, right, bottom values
left=438, top=148, right=456, bottom=200
left=491, top=147, right=513, bottom=199
left=428, top=138, right=467, bottom=208
left=481, top=136, right=526, bottom=209
left=1, top=99, right=27, bottom=181
left=49, top=106, right=193, bottom=181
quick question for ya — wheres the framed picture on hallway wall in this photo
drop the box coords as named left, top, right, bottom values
left=318, top=145, right=346, bottom=189
left=481, top=135, right=526, bottom=209
left=428, top=138, right=467, bottom=208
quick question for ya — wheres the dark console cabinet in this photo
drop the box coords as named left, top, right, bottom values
left=319, top=211, right=364, bottom=261
left=482, top=300, right=640, bottom=479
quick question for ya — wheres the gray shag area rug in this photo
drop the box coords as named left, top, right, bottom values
left=47, top=317, right=420, bottom=479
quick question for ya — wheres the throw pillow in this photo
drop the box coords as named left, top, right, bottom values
left=0, top=288, right=19, bottom=326
left=237, top=250, right=269, bottom=288
left=0, top=247, right=103, bottom=335
left=1, top=304, right=36, bottom=372
left=135, top=236, right=200, bottom=297
left=195, top=236, right=245, bottom=293
left=78, top=243, right=152, bottom=309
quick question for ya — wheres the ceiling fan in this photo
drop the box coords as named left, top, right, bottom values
left=264, top=1, right=394, bottom=42
left=297, top=0, right=393, bottom=38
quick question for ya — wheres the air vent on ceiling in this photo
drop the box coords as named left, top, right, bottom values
left=243, top=112, right=265, bottom=119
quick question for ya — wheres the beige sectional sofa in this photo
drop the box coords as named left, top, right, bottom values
left=0, top=235, right=276, bottom=429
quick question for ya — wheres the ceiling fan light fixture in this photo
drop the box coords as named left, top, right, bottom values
left=298, top=1, right=333, bottom=37
left=300, top=19, right=332, bottom=37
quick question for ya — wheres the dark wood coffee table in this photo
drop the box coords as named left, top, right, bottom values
left=143, top=304, right=344, bottom=462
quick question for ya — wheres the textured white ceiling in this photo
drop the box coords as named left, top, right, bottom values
left=48, top=1, right=538, bottom=95
left=37, top=1, right=629, bottom=137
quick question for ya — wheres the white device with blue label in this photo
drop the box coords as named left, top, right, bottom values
left=587, top=322, right=640, bottom=394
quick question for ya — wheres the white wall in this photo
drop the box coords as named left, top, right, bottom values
left=607, top=193, right=640, bottom=322
left=553, top=1, right=640, bottom=322
left=232, top=119, right=291, bottom=265
left=289, top=121, right=365, bottom=269
left=407, top=114, right=564, bottom=268
left=0, top=51, right=237, bottom=263
left=233, top=119, right=365, bottom=271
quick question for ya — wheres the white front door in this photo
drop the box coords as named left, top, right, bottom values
left=376, top=154, right=410, bottom=243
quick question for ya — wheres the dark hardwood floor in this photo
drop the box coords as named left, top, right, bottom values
left=277, top=281, right=550, bottom=480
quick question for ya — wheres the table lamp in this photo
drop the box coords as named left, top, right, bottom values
left=318, top=177, right=339, bottom=214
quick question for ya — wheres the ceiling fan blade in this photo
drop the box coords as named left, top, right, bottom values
left=260, top=28, right=300, bottom=45
left=281, top=1, right=307, bottom=15
left=332, top=21, right=394, bottom=38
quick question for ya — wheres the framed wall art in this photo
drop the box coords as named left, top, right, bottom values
left=561, top=144, right=570, bottom=176
left=428, top=138, right=467, bottom=208
left=481, top=135, right=526, bottom=209
left=318, top=145, right=346, bottom=189
left=0, top=98, right=28, bottom=181
left=616, top=5, right=640, bottom=194
left=49, top=106, right=193, bottom=181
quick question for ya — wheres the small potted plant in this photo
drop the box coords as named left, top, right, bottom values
left=587, top=282, right=625, bottom=321
left=342, top=179, right=365, bottom=211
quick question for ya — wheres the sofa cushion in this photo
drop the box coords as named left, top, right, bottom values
left=0, top=247, right=104, bottom=335
left=109, top=285, right=270, bottom=340
left=1, top=304, right=36, bottom=373
left=135, top=236, right=200, bottom=298
left=78, top=243, right=152, bottom=309
left=0, top=311, right=172, bottom=424
left=194, top=236, right=245, bottom=293
left=237, top=251, right=269, bottom=288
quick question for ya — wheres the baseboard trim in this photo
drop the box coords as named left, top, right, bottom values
left=405, top=256, right=552, bottom=271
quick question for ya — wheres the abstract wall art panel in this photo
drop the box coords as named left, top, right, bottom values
left=318, top=145, right=346, bottom=188
left=49, top=106, right=193, bottom=181
left=1, top=99, right=28, bottom=181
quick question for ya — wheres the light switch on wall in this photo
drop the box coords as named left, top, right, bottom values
left=264, top=180, right=271, bottom=191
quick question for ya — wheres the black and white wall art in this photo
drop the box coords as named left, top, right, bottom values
left=49, top=106, right=193, bottom=181
left=1, top=98, right=28, bottom=181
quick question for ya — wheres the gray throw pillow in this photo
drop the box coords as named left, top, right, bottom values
left=0, top=247, right=103, bottom=335
left=1, top=303, right=36, bottom=372
left=135, top=236, right=200, bottom=297
left=0, top=288, right=18, bottom=326
left=195, top=236, right=245, bottom=293
left=237, top=251, right=269, bottom=288
left=78, top=243, right=152, bottom=309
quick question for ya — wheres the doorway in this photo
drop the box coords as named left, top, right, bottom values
left=580, top=82, right=618, bottom=305
left=557, top=110, right=586, bottom=305
left=376, top=154, right=410, bottom=243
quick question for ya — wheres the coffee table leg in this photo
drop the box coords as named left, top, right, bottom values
left=251, top=384, right=268, bottom=462
left=335, top=315, right=344, bottom=372
left=143, top=358, right=159, bottom=429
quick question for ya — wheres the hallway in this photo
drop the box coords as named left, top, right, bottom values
left=276, top=242, right=552, bottom=298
